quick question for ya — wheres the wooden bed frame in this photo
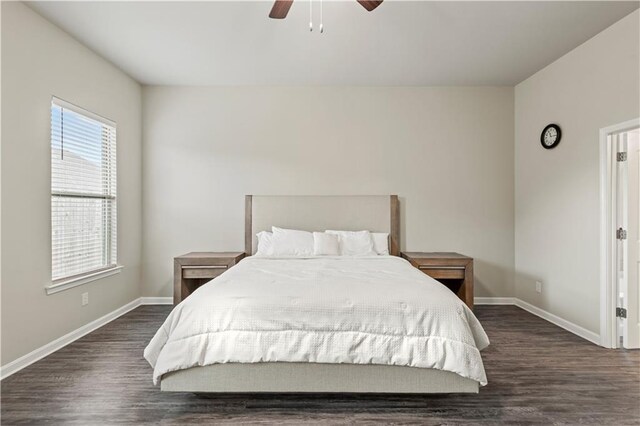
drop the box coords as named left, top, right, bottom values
left=159, top=195, right=480, bottom=394
left=245, top=194, right=400, bottom=257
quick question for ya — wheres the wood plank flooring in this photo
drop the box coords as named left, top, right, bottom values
left=1, top=305, right=639, bottom=425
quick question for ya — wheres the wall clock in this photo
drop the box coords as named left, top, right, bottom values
left=541, top=124, right=561, bottom=149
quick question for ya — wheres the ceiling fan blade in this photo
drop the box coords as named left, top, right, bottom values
left=356, top=0, right=383, bottom=12
left=269, top=0, right=294, bottom=19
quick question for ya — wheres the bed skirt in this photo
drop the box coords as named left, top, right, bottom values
left=160, top=362, right=479, bottom=394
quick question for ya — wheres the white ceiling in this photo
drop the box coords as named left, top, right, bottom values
left=28, top=1, right=639, bottom=86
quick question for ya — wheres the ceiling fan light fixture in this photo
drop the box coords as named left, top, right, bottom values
left=269, top=0, right=383, bottom=24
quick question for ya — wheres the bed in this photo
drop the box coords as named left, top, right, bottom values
left=144, top=195, right=489, bottom=393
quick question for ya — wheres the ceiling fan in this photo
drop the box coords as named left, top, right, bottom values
left=269, top=0, right=383, bottom=19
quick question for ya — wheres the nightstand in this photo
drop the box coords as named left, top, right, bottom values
left=173, top=252, right=245, bottom=304
left=401, top=252, right=474, bottom=310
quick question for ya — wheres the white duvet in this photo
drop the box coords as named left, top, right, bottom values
left=144, top=256, right=490, bottom=385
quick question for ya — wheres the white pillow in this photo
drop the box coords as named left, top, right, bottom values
left=371, top=232, right=389, bottom=255
left=313, top=232, right=340, bottom=256
left=255, top=231, right=274, bottom=256
left=270, top=227, right=314, bottom=256
left=325, top=230, right=376, bottom=256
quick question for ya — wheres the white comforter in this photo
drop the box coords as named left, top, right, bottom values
left=144, top=256, right=489, bottom=385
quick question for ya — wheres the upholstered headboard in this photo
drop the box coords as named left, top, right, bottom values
left=245, top=195, right=400, bottom=256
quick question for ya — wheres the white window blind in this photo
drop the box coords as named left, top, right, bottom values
left=51, top=98, right=117, bottom=282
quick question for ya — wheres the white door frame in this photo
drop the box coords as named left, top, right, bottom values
left=600, top=117, right=640, bottom=348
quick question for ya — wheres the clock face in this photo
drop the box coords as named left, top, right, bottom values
left=541, top=124, right=561, bottom=149
left=544, top=127, right=557, bottom=145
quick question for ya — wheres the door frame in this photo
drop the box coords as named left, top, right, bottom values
left=600, top=117, right=640, bottom=348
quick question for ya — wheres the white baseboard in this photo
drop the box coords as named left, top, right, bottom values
left=475, top=296, right=600, bottom=345
left=514, top=298, right=600, bottom=346
left=1, top=296, right=175, bottom=380
left=0, top=297, right=142, bottom=380
left=1, top=294, right=601, bottom=380
left=140, top=297, right=173, bottom=305
left=474, top=297, right=516, bottom=305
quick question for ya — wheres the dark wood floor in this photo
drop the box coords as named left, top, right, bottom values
left=1, top=305, right=639, bottom=425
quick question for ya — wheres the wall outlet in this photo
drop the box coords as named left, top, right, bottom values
left=535, top=281, right=542, bottom=293
left=82, top=292, right=89, bottom=306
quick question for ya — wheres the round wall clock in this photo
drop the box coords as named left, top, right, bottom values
left=541, top=124, right=561, bottom=149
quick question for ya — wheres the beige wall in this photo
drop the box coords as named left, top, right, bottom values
left=142, top=86, right=515, bottom=298
left=1, top=2, right=142, bottom=364
left=515, top=10, right=640, bottom=334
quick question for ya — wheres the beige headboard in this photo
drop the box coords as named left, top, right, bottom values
left=245, top=195, right=400, bottom=256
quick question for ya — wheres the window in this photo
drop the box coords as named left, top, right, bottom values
left=51, top=98, right=117, bottom=284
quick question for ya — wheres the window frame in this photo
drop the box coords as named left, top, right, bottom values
left=46, top=97, right=120, bottom=295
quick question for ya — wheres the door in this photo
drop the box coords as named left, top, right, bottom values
left=624, top=129, right=640, bottom=348
left=617, top=129, right=640, bottom=349
left=602, top=119, right=640, bottom=349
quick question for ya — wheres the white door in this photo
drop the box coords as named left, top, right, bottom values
left=602, top=119, right=640, bottom=349
left=623, top=129, right=640, bottom=348
left=615, top=133, right=627, bottom=347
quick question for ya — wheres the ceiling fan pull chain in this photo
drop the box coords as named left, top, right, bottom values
left=320, top=0, right=324, bottom=33
left=309, top=0, right=313, bottom=31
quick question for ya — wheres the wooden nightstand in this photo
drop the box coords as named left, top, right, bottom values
left=173, top=252, right=245, bottom=304
left=401, top=252, right=474, bottom=310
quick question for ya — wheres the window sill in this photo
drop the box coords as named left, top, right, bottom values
left=46, top=266, right=123, bottom=295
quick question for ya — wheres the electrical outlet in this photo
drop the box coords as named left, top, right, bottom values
left=82, top=292, right=89, bottom=306
left=535, top=281, right=542, bottom=293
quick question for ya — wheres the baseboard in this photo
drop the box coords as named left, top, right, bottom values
left=0, top=297, right=142, bottom=380
left=140, top=297, right=173, bottom=305
left=1, top=296, right=175, bottom=379
left=0, top=294, right=602, bottom=380
left=474, top=297, right=516, bottom=305
left=475, top=297, right=600, bottom=345
left=514, top=299, right=600, bottom=345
